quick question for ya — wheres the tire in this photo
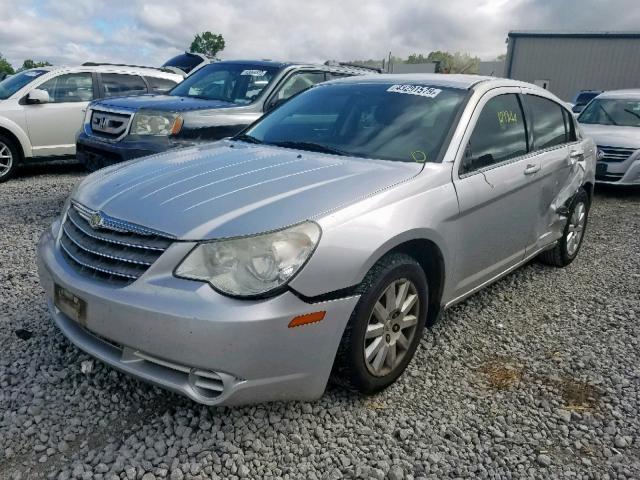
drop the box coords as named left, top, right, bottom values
left=0, top=134, right=20, bottom=183
left=332, top=253, right=429, bottom=394
left=539, top=188, right=590, bottom=267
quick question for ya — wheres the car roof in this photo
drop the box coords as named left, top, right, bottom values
left=215, top=59, right=378, bottom=74
left=321, top=73, right=528, bottom=90
left=24, top=65, right=182, bottom=79
left=597, top=89, right=640, bottom=100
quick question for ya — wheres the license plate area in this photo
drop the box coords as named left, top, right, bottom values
left=54, top=284, right=87, bottom=325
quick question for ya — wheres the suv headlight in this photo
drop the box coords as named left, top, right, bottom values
left=175, top=222, right=321, bottom=297
left=130, top=111, right=183, bottom=136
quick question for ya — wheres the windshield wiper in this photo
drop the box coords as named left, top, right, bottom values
left=234, top=133, right=263, bottom=144
left=269, top=141, right=349, bottom=156
left=623, top=108, right=640, bottom=121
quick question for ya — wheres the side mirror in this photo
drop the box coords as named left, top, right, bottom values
left=572, top=104, right=584, bottom=114
left=26, top=89, right=50, bottom=104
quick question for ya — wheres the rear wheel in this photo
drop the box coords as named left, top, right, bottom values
left=539, top=188, right=589, bottom=267
left=0, top=135, right=19, bottom=182
left=332, top=253, right=428, bottom=393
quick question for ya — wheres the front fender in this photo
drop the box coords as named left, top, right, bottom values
left=0, top=115, right=32, bottom=158
left=290, top=167, right=458, bottom=301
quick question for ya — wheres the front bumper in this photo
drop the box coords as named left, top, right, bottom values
left=596, top=159, right=640, bottom=185
left=76, top=133, right=193, bottom=170
left=37, top=228, right=359, bottom=406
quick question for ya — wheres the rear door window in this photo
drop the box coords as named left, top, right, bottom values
left=461, top=93, right=528, bottom=174
left=523, top=95, right=567, bottom=150
left=101, top=73, right=148, bottom=98
left=145, top=76, right=178, bottom=94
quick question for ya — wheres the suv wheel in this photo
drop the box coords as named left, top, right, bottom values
left=332, top=253, right=428, bottom=394
left=0, top=135, right=19, bottom=182
left=539, top=188, right=589, bottom=267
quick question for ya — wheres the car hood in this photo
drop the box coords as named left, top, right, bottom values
left=93, top=94, right=236, bottom=113
left=580, top=123, right=640, bottom=149
left=74, top=141, right=423, bottom=240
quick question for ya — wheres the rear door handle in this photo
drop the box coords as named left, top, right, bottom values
left=524, top=163, right=540, bottom=175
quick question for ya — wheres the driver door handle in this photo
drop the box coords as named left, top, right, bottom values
left=524, top=163, right=540, bottom=175
left=569, top=149, right=583, bottom=165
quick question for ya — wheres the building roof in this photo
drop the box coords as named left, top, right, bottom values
left=508, top=30, right=640, bottom=39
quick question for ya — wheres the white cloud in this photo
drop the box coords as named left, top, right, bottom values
left=1, top=0, right=639, bottom=69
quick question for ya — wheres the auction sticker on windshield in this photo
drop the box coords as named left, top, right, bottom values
left=241, top=70, right=267, bottom=76
left=387, top=84, right=442, bottom=98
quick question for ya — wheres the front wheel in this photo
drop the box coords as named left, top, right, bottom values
left=539, top=188, right=589, bottom=267
left=0, top=135, right=20, bottom=182
left=332, top=253, right=428, bottom=394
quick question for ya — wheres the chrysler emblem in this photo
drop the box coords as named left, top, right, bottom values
left=89, top=212, right=104, bottom=229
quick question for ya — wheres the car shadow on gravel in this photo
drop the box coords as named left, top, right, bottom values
left=594, top=184, right=640, bottom=199
left=14, top=160, right=86, bottom=181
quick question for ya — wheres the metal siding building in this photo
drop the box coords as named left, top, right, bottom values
left=505, top=31, right=640, bottom=100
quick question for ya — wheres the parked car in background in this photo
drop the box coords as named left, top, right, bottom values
left=0, top=65, right=183, bottom=181
left=162, top=52, right=211, bottom=75
left=38, top=74, right=595, bottom=405
left=578, top=89, right=640, bottom=185
left=571, top=90, right=603, bottom=114
left=76, top=60, right=378, bottom=171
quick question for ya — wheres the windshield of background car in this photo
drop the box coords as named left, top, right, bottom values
left=0, top=69, right=48, bottom=100
left=578, top=98, right=640, bottom=127
left=169, top=63, right=280, bottom=104
left=242, top=83, right=468, bottom=163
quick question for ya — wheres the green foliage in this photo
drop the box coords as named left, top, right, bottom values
left=20, top=59, right=52, bottom=71
left=0, top=53, right=15, bottom=76
left=190, top=32, right=226, bottom=58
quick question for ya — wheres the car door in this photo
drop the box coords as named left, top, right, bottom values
left=451, top=89, right=540, bottom=298
left=520, top=92, right=576, bottom=253
left=24, top=72, right=96, bottom=157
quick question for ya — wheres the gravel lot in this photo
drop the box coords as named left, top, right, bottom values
left=1, top=163, right=639, bottom=480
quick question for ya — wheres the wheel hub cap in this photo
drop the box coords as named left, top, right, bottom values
left=363, top=278, right=420, bottom=377
left=0, top=141, right=13, bottom=178
left=566, top=201, right=586, bottom=256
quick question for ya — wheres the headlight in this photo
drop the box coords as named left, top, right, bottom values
left=130, top=111, right=183, bottom=136
left=175, top=222, right=321, bottom=297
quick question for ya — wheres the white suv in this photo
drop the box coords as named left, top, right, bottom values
left=0, top=64, right=184, bottom=181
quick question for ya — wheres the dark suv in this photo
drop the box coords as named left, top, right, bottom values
left=77, top=60, right=377, bottom=171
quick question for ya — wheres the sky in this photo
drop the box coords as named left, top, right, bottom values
left=2, top=0, right=640, bottom=69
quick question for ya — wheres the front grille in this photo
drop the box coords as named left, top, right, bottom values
left=90, top=109, right=132, bottom=140
left=60, top=204, right=173, bottom=286
left=597, top=145, right=637, bottom=163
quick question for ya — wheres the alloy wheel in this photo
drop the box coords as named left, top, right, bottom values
left=363, top=278, right=420, bottom=377
left=0, top=141, right=12, bottom=178
left=566, top=201, right=586, bottom=256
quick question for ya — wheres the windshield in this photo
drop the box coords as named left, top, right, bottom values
left=579, top=98, right=640, bottom=127
left=169, top=63, right=280, bottom=104
left=240, top=83, right=467, bottom=163
left=0, top=69, right=48, bottom=100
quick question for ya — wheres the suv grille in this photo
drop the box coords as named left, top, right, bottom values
left=90, top=109, right=132, bottom=140
left=597, top=145, right=637, bottom=163
left=60, top=204, right=173, bottom=286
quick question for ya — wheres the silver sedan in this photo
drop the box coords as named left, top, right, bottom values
left=38, top=74, right=596, bottom=405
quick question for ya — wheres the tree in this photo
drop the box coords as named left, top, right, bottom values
left=496, top=53, right=507, bottom=62
left=448, top=52, right=480, bottom=74
left=0, top=53, right=14, bottom=76
left=19, top=59, right=52, bottom=71
left=190, top=32, right=225, bottom=58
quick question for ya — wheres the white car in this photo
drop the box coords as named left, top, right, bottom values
left=0, top=65, right=184, bottom=181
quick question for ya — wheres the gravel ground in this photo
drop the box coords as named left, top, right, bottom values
left=1, top=163, right=639, bottom=480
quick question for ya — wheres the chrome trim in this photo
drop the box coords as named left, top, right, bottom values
left=62, top=223, right=154, bottom=266
left=59, top=239, right=138, bottom=280
left=86, top=106, right=134, bottom=142
left=72, top=202, right=175, bottom=239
